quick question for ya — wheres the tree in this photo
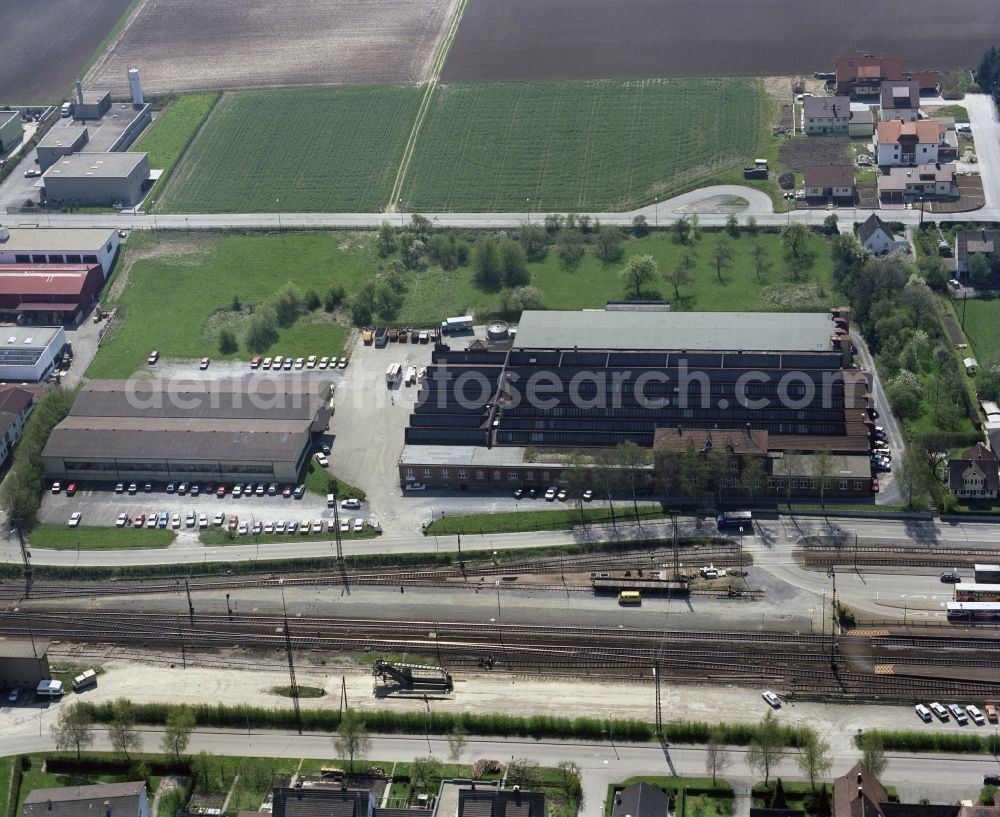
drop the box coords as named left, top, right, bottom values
left=917, top=253, right=948, bottom=291
left=617, top=441, right=646, bottom=522
left=680, top=439, right=709, bottom=505
left=52, top=703, right=94, bottom=760
left=218, top=328, right=238, bottom=354
left=770, top=779, right=789, bottom=808
left=746, top=215, right=758, bottom=235
left=725, top=214, right=740, bottom=238
left=896, top=443, right=932, bottom=510
left=543, top=213, right=562, bottom=234
left=796, top=731, right=833, bottom=789
left=623, top=254, right=658, bottom=299
left=231, top=294, right=241, bottom=311
left=739, top=455, right=767, bottom=505
left=271, top=282, right=303, bottom=327
left=781, top=223, right=810, bottom=261
left=632, top=214, right=649, bottom=237
left=556, top=230, right=585, bottom=267
left=562, top=451, right=592, bottom=525
left=446, top=724, right=467, bottom=763
left=595, top=226, right=625, bottom=263
left=885, top=369, right=922, bottom=420
left=690, top=213, right=701, bottom=242
left=664, top=252, right=694, bottom=299
left=334, top=710, right=371, bottom=771
left=108, top=698, right=142, bottom=760
left=304, top=290, right=321, bottom=311
left=860, top=733, right=888, bottom=778
left=822, top=213, right=839, bottom=235
left=555, top=761, right=582, bottom=805
left=968, top=252, right=991, bottom=286
left=711, top=234, right=734, bottom=284
left=245, top=309, right=279, bottom=353
left=377, top=221, right=396, bottom=257
left=324, top=283, right=346, bottom=312
left=672, top=215, right=691, bottom=244
left=506, top=757, right=540, bottom=788
left=162, top=706, right=196, bottom=761
left=705, top=730, right=731, bottom=785
left=518, top=223, right=547, bottom=261
left=498, top=238, right=530, bottom=287
left=812, top=450, right=833, bottom=508
left=472, top=236, right=502, bottom=289
left=751, top=240, right=771, bottom=283
left=411, top=756, right=443, bottom=789
left=746, top=710, right=785, bottom=787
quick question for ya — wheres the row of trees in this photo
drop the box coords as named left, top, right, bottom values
left=978, top=46, right=1000, bottom=107
left=0, top=388, right=73, bottom=529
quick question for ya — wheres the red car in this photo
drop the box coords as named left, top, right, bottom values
left=228, top=515, right=238, bottom=530
left=871, top=478, right=880, bottom=493
left=132, top=513, right=145, bottom=528
left=250, top=356, right=261, bottom=369
left=65, top=482, right=78, bottom=496
left=216, top=484, right=227, bottom=498
left=282, top=485, right=293, bottom=498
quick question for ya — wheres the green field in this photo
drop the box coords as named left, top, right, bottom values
left=958, top=297, right=1000, bottom=362
left=159, top=86, right=423, bottom=212
left=401, top=78, right=765, bottom=212
left=425, top=505, right=666, bottom=535
left=133, top=93, right=220, bottom=203
left=88, top=228, right=837, bottom=376
left=26, top=525, right=174, bottom=550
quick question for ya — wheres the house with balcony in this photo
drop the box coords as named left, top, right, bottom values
left=948, top=443, right=1000, bottom=501
left=880, top=80, right=921, bottom=122
left=874, top=120, right=947, bottom=166
left=878, top=162, right=957, bottom=204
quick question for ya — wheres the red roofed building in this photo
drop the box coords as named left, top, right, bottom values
left=875, top=120, right=947, bottom=167
left=0, top=263, right=104, bottom=324
left=835, top=56, right=903, bottom=96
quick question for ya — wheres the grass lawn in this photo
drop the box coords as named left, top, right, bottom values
left=425, top=505, right=666, bottom=535
left=0, top=757, right=15, bottom=817
left=17, top=758, right=162, bottom=813
left=303, top=461, right=366, bottom=500
left=928, top=104, right=969, bottom=120
left=88, top=228, right=838, bottom=377
left=159, top=86, right=422, bottom=212
left=133, top=92, right=220, bottom=204
left=25, top=524, right=174, bottom=550
left=89, top=232, right=366, bottom=377
left=401, top=78, right=765, bottom=212
left=956, top=297, right=1000, bottom=361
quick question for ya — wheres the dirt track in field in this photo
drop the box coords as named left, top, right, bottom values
left=85, top=0, right=461, bottom=94
left=0, top=0, right=134, bottom=102
left=443, top=0, right=1000, bottom=82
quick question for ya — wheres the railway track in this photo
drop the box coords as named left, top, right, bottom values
left=0, top=545, right=749, bottom=602
left=6, top=609, right=1000, bottom=700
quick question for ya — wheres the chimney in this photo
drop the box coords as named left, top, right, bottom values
left=76, top=82, right=84, bottom=105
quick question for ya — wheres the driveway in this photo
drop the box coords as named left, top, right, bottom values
left=964, top=94, right=1000, bottom=210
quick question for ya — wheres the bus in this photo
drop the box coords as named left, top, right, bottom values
left=717, top=511, right=752, bottom=531
left=618, top=590, right=641, bottom=605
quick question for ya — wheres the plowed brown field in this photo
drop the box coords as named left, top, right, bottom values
left=443, top=0, right=1000, bottom=82
left=86, top=0, right=460, bottom=94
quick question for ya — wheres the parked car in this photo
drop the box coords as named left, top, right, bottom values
left=171, top=513, right=181, bottom=529
left=145, top=514, right=157, bottom=529
left=143, top=482, right=153, bottom=492
left=264, top=522, right=274, bottom=534
left=268, top=483, right=279, bottom=495
left=166, top=482, right=176, bottom=493
left=914, top=704, right=932, bottom=722
left=200, top=357, right=210, bottom=370
left=871, top=479, right=880, bottom=493
left=128, top=482, right=138, bottom=495
left=929, top=702, right=949, bottom=721
left=186, top=511, right=196, bottom=527
left=275, top=521, right=286, bottom=534
left=191, top=483, right=200, bottom=496
left=8, top=687, right=21, bottom=703
left=252, top=521, right=262, bottom=535
left=228, top=516, right=238, bottom=531
left=513, top=488, right=524, bottom=499
left=986, top=704, right=998, bottom=723
left=177, top=482, right=188, bottom=494
left=66, top=482, right=77, bottom=496
left=312, top=520, right=323, bottom=533
left=405, top=482, right=427, bottom=492
left=115, top=482, right=124, bottom=493
left=582, top=490, right=593, bottom=501
left=238, top=522, right=248, bottom=535
left=986, top=774, right=1000, bottom=786
left=315, top=452, right=329, bottom=467
left=320, top=442, right=331, bottom=455
left=319, top=356, right=330, bottom=369
left=293, top=484, right=305, bottom=499
left=557, top=489, right=567, bottom=501
left=115, top=513, right=128, bottom=527
left=340, top=519, right=350, bottom=533
left=51, top=481, right=61, bottom=494
left=544, top=486, right=557, bottom=501
left=948, top=703, right=968, bottom=725
left=148, top=350, right=159, bottom=365
left=940, top=571, right=961, bottom=583
left=67, top=512, right=82, bottom=527
left=287, top=521, right=298, bottom=533
left=967, top=705, right=985, bottom=725
left=214, top=512, right=225, bottom=526
left=250, top=356, right=262, bottom=369
left=198, top=514, right=208, bottom=529
left=133, top=513, right=145, bottom=528
left=353, top=518, right=364, bottom=532
left=158, top=512, right=168, bottom=529
left=282, top=485, right=293, bottom=498
left=342, top=498, right=362, bottom=510
left=762, top=691, right=781, bottom=708
left=217, top=484, right=227, bottom=498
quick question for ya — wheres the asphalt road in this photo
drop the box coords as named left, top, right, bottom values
left=2, top=726, right=996, bottom=812
left=965, top=94, right=1000, bottom=213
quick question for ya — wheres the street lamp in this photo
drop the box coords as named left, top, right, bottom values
left=275, top=198, right=283, bottom=236
left=526, top=198, right=531, bottom=225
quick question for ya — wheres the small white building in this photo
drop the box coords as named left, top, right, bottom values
left=964, top=357, right=979, bottom=376
left=857, top=214, right=899, bottom=256
left=803, top=95, right=850, bottom=135
left=0, top=326, right=65, bottom=382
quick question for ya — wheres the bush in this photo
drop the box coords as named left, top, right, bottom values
left=324, top=284, right=346, bottom=312
left=218, top=328, right=238, bottom=354
left=857, top=729, right=997, bottom=754
left=304, top=290, right=321, bottom=311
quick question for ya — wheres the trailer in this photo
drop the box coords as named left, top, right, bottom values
left=72, top=669, right=97, bottom=691
left=440, top=316, right=474, bottom=335
left=374, top=326, right=388, bottom=348
left=373, top=660, right=453, bottom=694
left=35, top=679, right=65, bottom=697
left=362, top=328, right=374, bottom=345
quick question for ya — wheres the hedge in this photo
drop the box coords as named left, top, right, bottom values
left=6, top=756, right=30, bottom=817
left=857, top=729, right=1000, bottom=755
left=44, top=757, right=190, bottom=776
left=78, top=701, right=811, bottom=747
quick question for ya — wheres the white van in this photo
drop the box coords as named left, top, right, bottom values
left=914, top=704, right=932, bottom=722
left=326, top=493, right=335, bottom=508
left=60, top=102, right=72, bottom=117
left=929, top=702, right=949, bottom=721
left=966, top=705, right=985, bottom=725
left=72, top=669, right=97, bottom=691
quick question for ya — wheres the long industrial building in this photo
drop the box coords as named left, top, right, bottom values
left=0, top=227, right=120, bottom=276
left=42, top=152, right=151, bottom=207
left=43, top=380, right=331, bottom=483
left=0, top=262, right=105, bottom=324
left=398, top=308, right=874, bottom=498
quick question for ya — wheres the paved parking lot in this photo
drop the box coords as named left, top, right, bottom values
left=40, top=484, right=373, bottom=535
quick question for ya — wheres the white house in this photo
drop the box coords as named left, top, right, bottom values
left=0, top=387, right=33, bottom=468
left=803, top=96, right=850, bottom=135
left=948, top=443, right=999, bottom=501
left=875, top=120, right=946, bottom=167
left=857, top=214, right=899, bottom=255
left=803, top=165, right=855, bottom=202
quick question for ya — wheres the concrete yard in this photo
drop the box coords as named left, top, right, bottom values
left=86, top=0, right=463, bottom=94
